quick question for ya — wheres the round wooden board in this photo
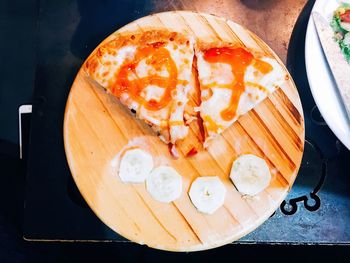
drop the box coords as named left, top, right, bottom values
left=64, top=11, right=305, bottom=251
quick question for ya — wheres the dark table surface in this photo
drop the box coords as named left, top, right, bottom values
left=1, top=0, right=350, bottom=262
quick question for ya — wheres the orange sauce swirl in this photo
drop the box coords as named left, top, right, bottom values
left=203, top=47, right=254, bottom=121
left=111, top=42, right=177, bottom=111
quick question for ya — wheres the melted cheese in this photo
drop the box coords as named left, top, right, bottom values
left=197, top=48, right=285, bottom=143
left=86, top=34, right=195, bottom=144
left=140, top=85, right=166, bottom=102
left=200, top=88, right=233, bottom=132
left=95, top=46, right=137, bottom=87
left=197, top=52, right=234, bottom=86
left=135, top=59, right=170, bottom=78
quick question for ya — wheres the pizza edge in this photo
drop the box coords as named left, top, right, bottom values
left=83, top=29, right=196, bottom=152
left=194, top=40, right=281, bottom=147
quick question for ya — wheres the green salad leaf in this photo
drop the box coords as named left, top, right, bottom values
left=331, top=15, right=346, bottom=35
left=331, top=3, right=350, bottom=62
left=340, top=42, right=350, bottom=61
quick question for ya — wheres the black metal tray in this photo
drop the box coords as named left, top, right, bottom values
left=23, top=0, right=350, bottom=244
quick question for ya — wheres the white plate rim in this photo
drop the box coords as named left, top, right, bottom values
left=305, top=0, right=350, bottom=150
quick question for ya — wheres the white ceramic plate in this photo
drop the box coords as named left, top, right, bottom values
left=305, top=0, right=350, bottom=150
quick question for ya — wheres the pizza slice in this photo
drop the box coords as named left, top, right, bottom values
left=84, top=30, right=195, bottom=148
left=195, top=42, right=286, bottom=147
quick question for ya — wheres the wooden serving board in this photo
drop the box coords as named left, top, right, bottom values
left=64, top=11, right=304, bottom=251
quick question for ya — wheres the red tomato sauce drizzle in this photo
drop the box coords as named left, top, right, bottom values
left=203, top=47, right=272, bottom=121
left=111, top=42, right=178, bottom=111
left=203, top=47, right=254, bottom=121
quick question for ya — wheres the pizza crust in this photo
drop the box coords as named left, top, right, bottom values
left=194, top=39, right=269, bottom=59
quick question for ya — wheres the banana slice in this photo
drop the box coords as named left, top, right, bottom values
left=230, top=154, right=271, bottom=196
left=188, top=176, right=226, bottom=214
left=118, top=148, right=153, bottom=183
left=146, top=166, right=182, bottom=203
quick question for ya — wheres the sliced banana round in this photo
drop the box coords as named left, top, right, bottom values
left=188, top=176, right=226, bottom=214
left=230, top=154, right=271, bottom=196
left=146, top=166, right=182, bottom=203
left=118, top=148, right=153, bottom=183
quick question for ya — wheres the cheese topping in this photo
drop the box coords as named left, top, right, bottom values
left=197, top=47, right=285, bottom=142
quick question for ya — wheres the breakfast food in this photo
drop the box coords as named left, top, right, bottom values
left=85, top=30, right=286, bottom=150
left=146, top=166, right=182, bottom=203
left=188, top=176, right=226, bottom=214
left=85, top=30, right=195, bottom=146
left=195, top=43, right=285, bottom=146
left=331, top=2, right=350, bottom=62
left=230, top=154, right=271, bottom=196
left=118, top=148, right=154, bottom=183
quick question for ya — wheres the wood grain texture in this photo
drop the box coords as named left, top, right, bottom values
left=63, top=11, right=304, bottom=251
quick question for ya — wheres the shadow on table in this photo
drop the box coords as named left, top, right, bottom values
left=70, top=0, right=149, bottom=60
left=240, top=0, right=282, bottom=10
